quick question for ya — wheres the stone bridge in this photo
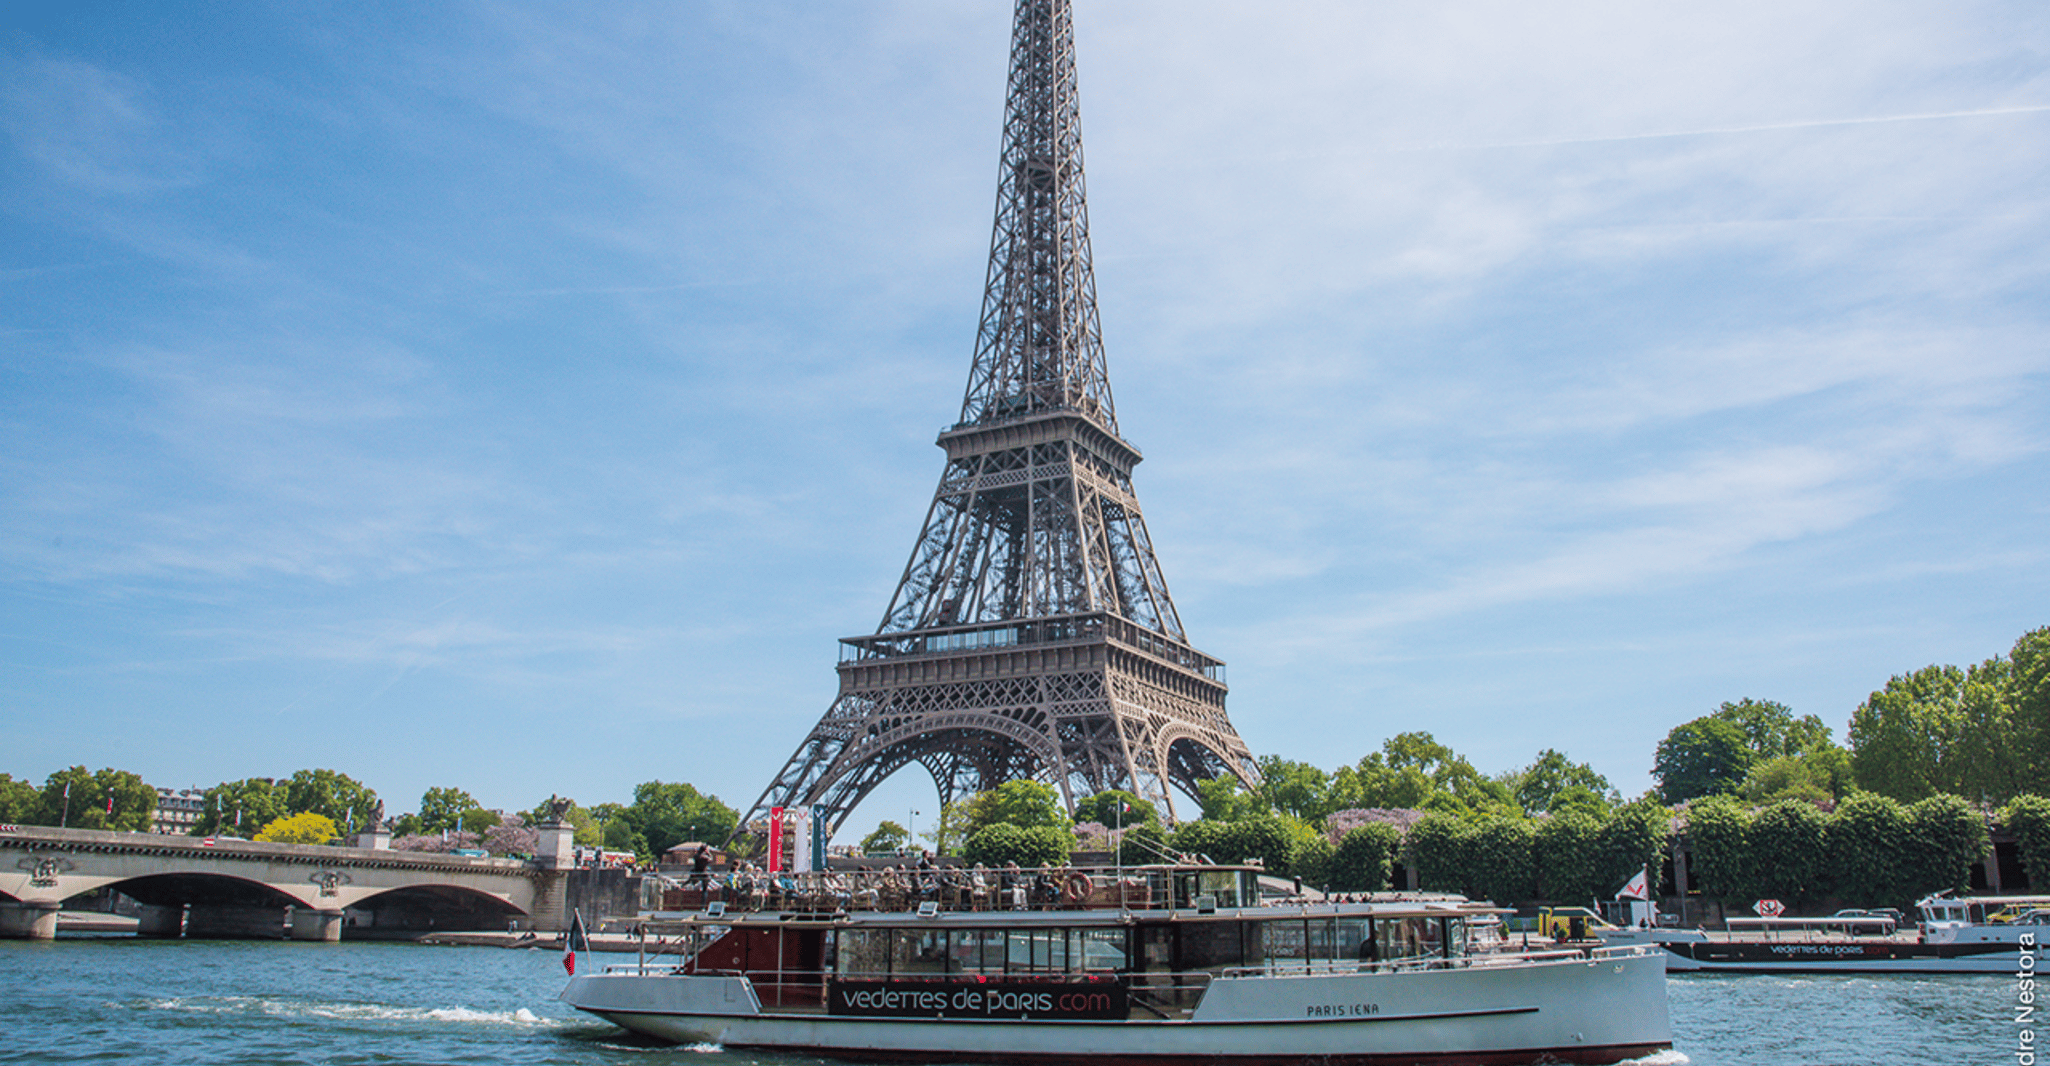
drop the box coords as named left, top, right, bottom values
left=0, top=824, right=574, bottom=941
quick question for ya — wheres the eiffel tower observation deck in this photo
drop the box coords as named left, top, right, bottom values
left=741, top=0, right=1259, bottom=835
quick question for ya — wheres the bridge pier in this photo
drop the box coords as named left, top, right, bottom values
left=186, top=904, right=286, bottom=940
left=136, top=903, right=185, bottom=938
left=0, top=901, right=60, bottom=940
left=289, top=909, right=344, bottom=942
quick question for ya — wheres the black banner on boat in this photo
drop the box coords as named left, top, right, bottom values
left=828, top=980, right=1126, bottom=1020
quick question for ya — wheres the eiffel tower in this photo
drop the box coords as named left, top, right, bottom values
left=740, top=0, right=1259, bottom=836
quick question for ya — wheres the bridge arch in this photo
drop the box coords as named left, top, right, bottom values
left=345, top=883, right=525, bottom=938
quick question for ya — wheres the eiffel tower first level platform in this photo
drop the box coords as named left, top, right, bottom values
left=739, top=0, right=1259, bottom=836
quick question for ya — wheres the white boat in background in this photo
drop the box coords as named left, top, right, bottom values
left=560, top=863, right=1671, bottom=1065
left=1603, top=891, right=2041, bottom=973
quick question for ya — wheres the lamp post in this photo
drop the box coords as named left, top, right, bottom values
left=909, top=809, right=920, bottom=854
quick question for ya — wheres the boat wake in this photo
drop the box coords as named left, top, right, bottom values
left=1625, top=1051, right=1691, bottom=1065
left=135, top=995, right=569, bottom=1029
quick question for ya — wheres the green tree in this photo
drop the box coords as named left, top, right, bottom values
left=1685, top=795, right=1754, bottom=903
left=1653, top=718, right=1755, bottom=804
left=962, top=780, right=1071, bottom=836
left=255, top=811, right=339, bottom=844
left=0, top=773, right=38, bottom=822
left=1328, top=823, right=1401, bottom=892
left=621, top=781, right=737, bottom=857
left=196, top=778, right=287, bottom=836
left=962, top=823, right=1072, bottom=867
left=1510, top=749, right=1617, bottom=814
left=1738, top=754, right=1835, bottom=805
left=1115, top=822, right=1171, bottom=865
left=1850, top=657, right=2024, bottom=803
left=1195, top=776, right=1264, bottom=821
left=1902, top=794, right=1990, bottom=898
left=1214, top=814, right=1298, bottom=872
left=1711, top=699, right=1830, bottom=758
left=2001, top=794, right=2050, bottom=890
left=1252, top=757, right=1332, bottom=822
left=1290, top=832, right=1334, bottom=888
left=1748, top=800, right=1831, bottom=907
left=1405, top=813, right=1473, bottom=894
left=419, top=787, right=480, bottom=834
left=2013, top=628, right=2050, bottom=791
left=1073, top=789, right=1159, bottom=831
left=283, top=769, right=379, bottom=834
left=1828, top=792, right=1911, bottom=908
left=459, top=808, right=501, bottom=836
left=35, top=766, right=155, bottom=831
left=1534, top=811, right=1605, bottom=903
left=1594, top=797, right=1671, bottom=900
left=1468, top=816, right=1538, bottom=904
left=860, top=820, right=909, bottom=855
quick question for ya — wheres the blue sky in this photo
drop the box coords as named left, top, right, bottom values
left=4, top=1, right=2046, bottom=838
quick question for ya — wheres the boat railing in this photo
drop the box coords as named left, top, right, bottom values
left=653, top=863, right=1264, bottom=916
left=1215, top=941, right=1660, bottom=980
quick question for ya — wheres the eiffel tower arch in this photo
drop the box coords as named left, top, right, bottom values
left=740, top=0, right=1259, bottom=837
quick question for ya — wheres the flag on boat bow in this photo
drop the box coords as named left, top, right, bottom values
left=1616, top=869, right=1650, bottom=901
left=563, top=911, right=590, bottom=976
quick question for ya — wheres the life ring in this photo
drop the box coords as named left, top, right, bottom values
left=1063, top=871, right=1094, bottom=904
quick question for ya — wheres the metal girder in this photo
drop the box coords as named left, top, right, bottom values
left=738, top=0, right=1259, bottom=842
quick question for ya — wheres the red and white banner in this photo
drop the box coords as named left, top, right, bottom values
left=1616, top=869, right=1650, bottom=901
left=767, top=806, right=784, bottom=873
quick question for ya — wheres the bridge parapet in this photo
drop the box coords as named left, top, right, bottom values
left=1, top=824, right=559, bottom=939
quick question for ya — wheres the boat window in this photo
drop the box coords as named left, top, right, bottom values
left=1006, top=928, right=1069, bottom=973
left=1198, top=871, right=1242, bottom=909
left=1075, top=927, right=1126, bottom=972
left=1336, top=918, right=1370, bottom=962
left=895, top=929, right=947, bottom=976
left=952, top=928, right=1006, bottom=974
left=1264, top=919, right=1307, bottom=963
left=1177, top=920, right=1245, bottom=973
left=837, top=928, right=891, bottom=976
left=1377, top=917, right=1439, bottom=963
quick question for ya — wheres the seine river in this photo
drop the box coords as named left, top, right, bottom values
left=0, top=938, right=2015, bottom=1065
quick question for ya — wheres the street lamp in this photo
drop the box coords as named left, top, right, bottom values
left=909, top=809, right=920, bottom=853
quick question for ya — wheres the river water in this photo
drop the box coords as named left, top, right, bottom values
left=0, top=938, right=2015, bottom=1065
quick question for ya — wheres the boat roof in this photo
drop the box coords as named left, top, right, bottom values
left=643, top=897, right=1502, bottom=932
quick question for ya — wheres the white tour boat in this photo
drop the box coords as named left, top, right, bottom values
left=1603, top=890, right=2043, bottom=973
left=560, top=864, right=1672, bottom=1064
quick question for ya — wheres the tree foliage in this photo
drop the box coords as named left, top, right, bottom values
left=1851, top=643, right=2035, bottom=803
left=2002, top=794, right=2050, bottom=890
left=961, top=823, right=1072, bottom=867
left=0, top=773, right=38, bottom=823
left=419, top=787, right=480, bottom=834
left=282, top=769, right=380, bottom=834
left=621, top=780, right=737, bottom=858
left=255, top=811, right=339, bottom=844
left=1328, top=822, right=1401, bottom=892
left=1074, top=789, right=1159, bottom=831
left=1688, top=792, right=1988, bottom=909
left=1507, top=749, right=1617, bottom=814
left=196, top=777, right=287, bottom=836
left=1654, top=719, right=1757, bottom=804
left=33, top=766, right=155, bottom=832
left=860, top=820, right=909, bottom=855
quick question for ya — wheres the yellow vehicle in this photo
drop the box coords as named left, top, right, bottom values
left=1538, top=906, right=1619, bottom=941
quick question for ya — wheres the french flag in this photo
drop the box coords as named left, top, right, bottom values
left=563, top=911, right=591, bottom=976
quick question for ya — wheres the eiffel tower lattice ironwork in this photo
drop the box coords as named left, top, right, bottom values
left=740, top=0, right=1258, bottom=836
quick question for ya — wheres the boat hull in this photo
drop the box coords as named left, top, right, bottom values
left=563, top=952, right=1671, bottom=1066
left=1656, top=938, right=2021, bottom=974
